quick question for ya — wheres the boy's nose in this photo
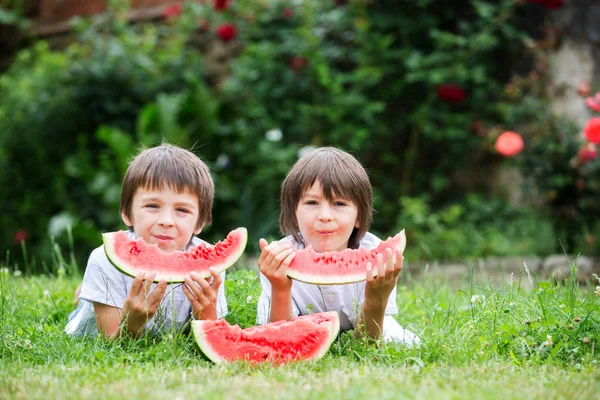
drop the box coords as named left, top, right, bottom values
left=158, top=211, right=175, bottom=227
left=318, top=205, right=333, bottom=222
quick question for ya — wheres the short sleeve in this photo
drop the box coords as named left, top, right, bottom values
left=78, top=247, right=128, bottom=308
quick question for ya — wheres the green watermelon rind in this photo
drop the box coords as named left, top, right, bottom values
left=102, top=227, right=248, bottom=283
left=191, top=311, right=340, bottom=364
left=287, top=230, right=406, bottom=285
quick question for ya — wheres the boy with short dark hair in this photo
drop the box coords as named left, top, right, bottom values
left=65, top=144, right=226, bottom=339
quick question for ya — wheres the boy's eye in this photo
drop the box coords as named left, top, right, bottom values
left=145, top=204, right=159, bottom=209
left=305, top=200, right=318, bottom=205
left=176, top=208, right=190, bottom=213
left=334, top=201, right=348, bottom=207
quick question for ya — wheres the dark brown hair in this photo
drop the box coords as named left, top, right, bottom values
left=280, top=147, right=373, bottom=249
left=120, top=143, right=214, bottom=231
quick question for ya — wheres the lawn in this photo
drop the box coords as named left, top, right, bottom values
left=1, top=261, right=598, bottom=400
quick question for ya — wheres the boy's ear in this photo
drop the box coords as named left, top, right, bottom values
left=121, top=212, right=133, bottom=228
left=194, top=224, right=204, bottom=235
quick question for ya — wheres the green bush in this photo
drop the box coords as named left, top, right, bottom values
left=395, top=195, right=556, bottom=261
left=0, top=0, right=585, bottom=270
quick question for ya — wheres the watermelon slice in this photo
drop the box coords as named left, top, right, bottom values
left=191, top=311, right=340, bottom=364
left=102, top=227, right=247, bottom=283
left=286, top=230, right=406, bottom=285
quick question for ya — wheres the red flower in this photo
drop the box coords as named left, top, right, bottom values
left=576, top=179, right=585, bottom=190
left=290, top=56, right=309, bottom=72
left=214, top=0, right=230, bottom=11
left=471, top=120, right=485, bottom=136
left=579, top=144, right=598, bottom=163
left=282, top=8, right=294, bottom=19
left=437, top=84, right=466, bottom=104
left=216, top=24, right=237, bottom=42
left=162, top=4, right=182, bottom=19
left=495, top=131, right=524, bottom=157
left=14, top=229, right=27, bottom=244
left=523, top=0, right=564, bottom=9
left=584, top=117, right=600, bottom=144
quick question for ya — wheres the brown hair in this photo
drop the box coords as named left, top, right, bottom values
left=120, top=143, right=214, bottom=231
left=280, top=147, right=373, bottom=249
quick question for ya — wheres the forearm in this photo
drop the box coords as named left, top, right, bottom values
left=94, top=303, right=145, bottom=340
left=354, top=299, right=386, bottom=341
left=269, top=288, right=293, bottom=322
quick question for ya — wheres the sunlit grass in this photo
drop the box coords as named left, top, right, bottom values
left=0, top=253, right=598, bottom=399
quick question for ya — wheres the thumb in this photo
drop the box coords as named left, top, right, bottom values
left=259, top=238, right=268, bottom=251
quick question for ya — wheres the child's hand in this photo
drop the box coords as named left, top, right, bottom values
left=183, top=268, right=222, bottom=320
left=122, top=271, right=168, bottom=336
left=258, top=238, right=295, bottom=292
left=365, top=247, right=404, bottom=305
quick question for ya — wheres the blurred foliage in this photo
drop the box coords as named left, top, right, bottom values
left=396, top=194, right=556, bottom=261
left=0, top=0, right=596, bottom=272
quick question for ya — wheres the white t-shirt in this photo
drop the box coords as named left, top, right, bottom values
left=65, top=231, right=227, bottom=337
left=257, top=232, right=398, bottom=331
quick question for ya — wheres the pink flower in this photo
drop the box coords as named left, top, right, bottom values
left=290, top=56, right=309, bottom=72
left=214, top=0, right=230, bottom=11
left=495, top=131, right=524, bottom=157
left=282, top=8, right=294, bottom=19
left=579, top=144, right=598, bottom=163
left=216, top=24, right=237, bottom=42
left=14, top=229, right=27, bottom=244
left=578, top=81, right=591, bottom=97
left=584, top=117, right=600, bottom=144
left=437, top=84, right=466, bottom=104
left=585, top=96, right=600, bottom=112
left=162, top=4, right=182, bottom=19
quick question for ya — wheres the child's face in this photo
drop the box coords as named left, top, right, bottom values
left=121, top=185, right=202, bottom=253
left=295, top=181, right=359, bottom=252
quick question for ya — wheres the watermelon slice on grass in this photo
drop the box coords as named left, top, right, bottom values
left=286, top=229, right=406, bottom=285
left=191, top=311, right=340, bottom=364
left=102, top=227, right=247, bottom=283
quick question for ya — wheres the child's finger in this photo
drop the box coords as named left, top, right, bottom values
left=182, top=284, right=203, bottom=311
left=186, top=272, right=213, bottom=302
left=130, top=273, right=144, bottom=295
left=385, top=248, right=395, bottom=272
left=395, top=253, right=404, bottom=271
left=366, top=262, right=374, bottom=281
left=259, top=238, right=269, bottom=251
left=376, top=253, right=386, bottom=279
left=148, top=280, right=167, bottom=309
left=143, top=272, right=156, bottom=295
left=209, top=268, right=222, bottom=290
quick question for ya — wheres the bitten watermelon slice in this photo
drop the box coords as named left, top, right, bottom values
left=102, top=227, right=247, bottom=283
left=191, top=311, right=340, bottom=364
left=286, top=230, right=406, bottom=285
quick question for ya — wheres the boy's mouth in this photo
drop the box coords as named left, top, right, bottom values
left=153, top=235, right=174, bottom=241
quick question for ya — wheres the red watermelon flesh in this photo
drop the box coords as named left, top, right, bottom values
left=102, top=227, right=247, bottom=283
left=286, top=230, right=406, bottom=285
left=191, top=311, right=340, bottom=364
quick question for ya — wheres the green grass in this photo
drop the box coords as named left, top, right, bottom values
left=0, top=261, right=599, bottom=400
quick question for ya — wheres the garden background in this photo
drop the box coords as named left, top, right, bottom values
left=2, top=0, right=600, bottom=275
left=1, top=0, right=599, bottom=271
